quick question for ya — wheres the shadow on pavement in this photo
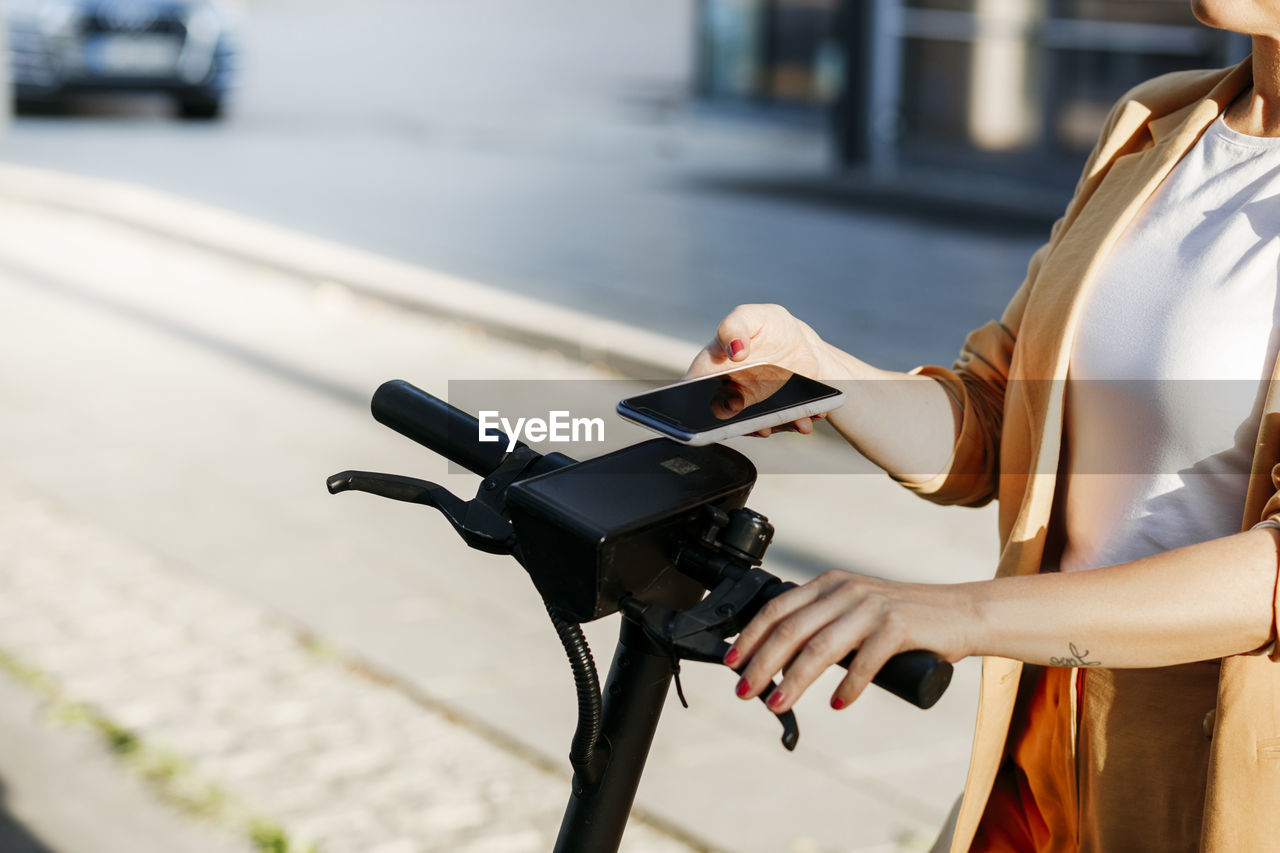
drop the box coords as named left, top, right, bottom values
left=686, top=171, right=1067, bottom=237
left=16, top=93, right=178, bottom=122
left=0, top=779, right=54, bottom=853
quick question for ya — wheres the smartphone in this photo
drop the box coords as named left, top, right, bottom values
left=616, top=363, right=845, bottom=445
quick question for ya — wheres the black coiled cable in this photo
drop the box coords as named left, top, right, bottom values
left=545, top=601, right=605, bottom=787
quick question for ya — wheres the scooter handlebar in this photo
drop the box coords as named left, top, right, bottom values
left=371, top=380, right=520, bottom=477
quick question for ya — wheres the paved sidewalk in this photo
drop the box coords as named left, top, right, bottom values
left=0, top=476, right=694, bottom=853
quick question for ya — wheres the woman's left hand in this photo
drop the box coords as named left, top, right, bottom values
left=725, top=570, right=978, bottom=712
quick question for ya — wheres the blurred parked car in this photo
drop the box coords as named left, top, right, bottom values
left=8, top=0, right=237, bottom=119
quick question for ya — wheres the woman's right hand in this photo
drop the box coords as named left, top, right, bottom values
left=684, top=304, right=837, bottom=436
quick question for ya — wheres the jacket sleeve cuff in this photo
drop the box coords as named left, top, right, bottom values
left=1249, top=518, right=1280, bottom=661
left=890, top=365, right=998, bottom=506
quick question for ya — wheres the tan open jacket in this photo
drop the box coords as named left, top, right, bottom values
left=906, top=57, right=1280, bottom=852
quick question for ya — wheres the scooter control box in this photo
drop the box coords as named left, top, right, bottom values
left=506, top=438, right=757, bottom=622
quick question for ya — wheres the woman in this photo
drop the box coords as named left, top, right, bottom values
left=688, top=4, right=1280, bottom=851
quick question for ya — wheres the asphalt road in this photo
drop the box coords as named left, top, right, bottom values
left=0, top=0, right=1049, bottom=371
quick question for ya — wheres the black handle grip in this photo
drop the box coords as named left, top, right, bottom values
left=371, top=380, right=520, bottom=477
left=769, top=581, right=952, bottom=709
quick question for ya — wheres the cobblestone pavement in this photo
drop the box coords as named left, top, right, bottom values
left=0, top=478, right=698, bottom=853
left=0, top=667, right=250, bottom=853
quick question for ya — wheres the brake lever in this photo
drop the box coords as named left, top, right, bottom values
left=621, top=574, right=800, bottom=752
left=326, top=446, right=544, bottom=556
left=327, top=470, right=515, bottom=553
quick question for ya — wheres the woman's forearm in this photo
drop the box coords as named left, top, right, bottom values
left=816, top=342, right=961, bottom=484
left=729, top=527, right=1280, bottom=713
left=685, top=305, right=962, bottom=482
left=969, top=527, right=1280, bottom=667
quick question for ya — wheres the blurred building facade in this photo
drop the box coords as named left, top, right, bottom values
left=696, top=0, right=1248, bottom=190
left=0, top=0, right=8, bottom=138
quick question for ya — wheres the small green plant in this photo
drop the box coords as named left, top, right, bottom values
left=0, top=646, right=54, bottom=696
left=99, top=720, right=141, bottom=755
left=0, top=643, right=319, bottom=852
left=250, top=818, right=316, bottom=853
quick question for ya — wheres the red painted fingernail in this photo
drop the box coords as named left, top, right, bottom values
left=729, top=339, right=745, bottom=357
left=767, top=690, right=786, bottom=709
left=735, top=677, right=750, bottom=698
left=723, top=648, right=740, bottom=667
left=831, top=696, right=846, bottom=710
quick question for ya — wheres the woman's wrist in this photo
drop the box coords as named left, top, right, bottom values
left=958, top=580, right=1002, bottom=660
left=959, top=575, right=1085, bottom=665
left=935, top=580, right=989, bottom=662
left=815, top=339, right=879, bottom=382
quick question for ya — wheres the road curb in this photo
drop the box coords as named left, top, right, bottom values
left=0, top=162, right=695, bottom=379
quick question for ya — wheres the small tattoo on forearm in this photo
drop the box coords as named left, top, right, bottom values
left=1048, top=643, right=1101, bottom=668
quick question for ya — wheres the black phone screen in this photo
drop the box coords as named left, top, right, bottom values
left=620, top=365, right=842, bottom=435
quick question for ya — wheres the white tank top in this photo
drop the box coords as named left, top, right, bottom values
left=1061, top=114, right=1280, bottom=574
